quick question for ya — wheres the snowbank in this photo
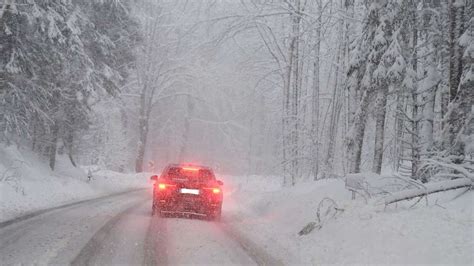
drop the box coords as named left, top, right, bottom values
left=223, top=174, right=473, bottom=264
left=0, top=145, right=149, bottom=222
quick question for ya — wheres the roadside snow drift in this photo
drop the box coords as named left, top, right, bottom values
left=223, top=174, right=473, bottom=265
left=0, top=145, right=148, bottom=222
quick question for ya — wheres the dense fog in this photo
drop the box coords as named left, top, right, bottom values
left=1, top=0, right=472, bottom=182
left=0, top=1, right=473, bottom=264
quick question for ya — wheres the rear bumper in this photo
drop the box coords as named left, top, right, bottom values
left=155, top=196, right=222, bottom=215
left=160, top=210, right=207, bottom=217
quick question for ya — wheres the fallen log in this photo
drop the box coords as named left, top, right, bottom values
left=384, top=178, right=472, bottom=205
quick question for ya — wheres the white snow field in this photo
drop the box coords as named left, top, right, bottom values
left=0, top=144, right=149, bottom=222
left=0, top=145, right=472, bottom=265
left=222, top=174, right=473, bottom=265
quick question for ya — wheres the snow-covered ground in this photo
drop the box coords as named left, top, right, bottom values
left=1, top=145, right=472, bottom=264
left=0, top=145, right=149, bottom=222
left=222, top=174, right=474, bottom=265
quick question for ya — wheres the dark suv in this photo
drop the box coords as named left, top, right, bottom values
left=151, top=164, right=223, bottom=220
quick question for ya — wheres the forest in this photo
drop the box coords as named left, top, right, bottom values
left=1, top=0, right=472, bottom=185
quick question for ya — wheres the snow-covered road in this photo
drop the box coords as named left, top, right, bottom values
left=0, top=189, right=273, bottom=265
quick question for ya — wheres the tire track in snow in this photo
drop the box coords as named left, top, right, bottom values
left=217, top=220, right=285, bottom=266
left=144, top=213, right=169, bottom=265
left=163, top=217, right=256, bottom=265
left=71, top=198, right=169, bottom=266
left=71, top=199, right=149, bottom=266
left=0, top=190, right=149, bottom=265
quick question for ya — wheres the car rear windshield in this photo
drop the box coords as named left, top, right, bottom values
left=165, top=167, right=214, bottom=182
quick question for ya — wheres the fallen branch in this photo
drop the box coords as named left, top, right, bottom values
left=384, top=178, right=472, bottom=205
left=298, top=197, right=344, bottom=236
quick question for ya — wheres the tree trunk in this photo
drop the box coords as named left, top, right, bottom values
left=445, top=0, right=467, bottom=156
left=394, top=93, right=406, bottom=171
left=325, top=26, right=345, bottom=175
left=326, top=0, right=352, bottom=175
left=135, top=88, right=149, bottom=173
left=421, top=65, right=439, bottom=154
left=64, top=131, right=77, bottom=167
left=410, top=4, right=422, bottom=180
left=311, top=0, right=322, bottom=180
left=372, top=85, right=388, bottom=174
left=347, top=90, right=370, bottom=173
left=290, top=0, right=301, bottom=185
left=384, top=178, right=472, bottom=205
left=31, top=114, right=38, bottom=151
left=282, top=40, right=293, bottom=186
left=282, top=0, right=300, bottom=186
left=135, top=115, right=148, bottom=173
left=448, top=0, right=464, bottom=103
left=49, top=122, right=59, bottom=170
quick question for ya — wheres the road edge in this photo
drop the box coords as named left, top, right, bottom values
left=0, top=187, right=148, bottom=229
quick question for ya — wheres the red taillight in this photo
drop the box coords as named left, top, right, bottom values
left=158, top=183, right=175, bottom=190
left=203, top=187, right=221, bottom=194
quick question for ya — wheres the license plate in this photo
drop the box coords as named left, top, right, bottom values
left=180, top=188, right=200, bottom=195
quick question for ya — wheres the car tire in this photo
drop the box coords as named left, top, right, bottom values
left=209, top=206, right=222, bottom=222
left=152, top=201, right=158, bottom=216
left=159, top=210, right=166, bottom=218
left=214, top=208, right=222, bottom=221
left=155, top=203, right=167, bottom=218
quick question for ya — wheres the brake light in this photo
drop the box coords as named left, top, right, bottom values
left=158, top=183, right=176, bottom=190
left=212, top=188, right=221, bottom=194
left=181, top=166, right=199, bottom=171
